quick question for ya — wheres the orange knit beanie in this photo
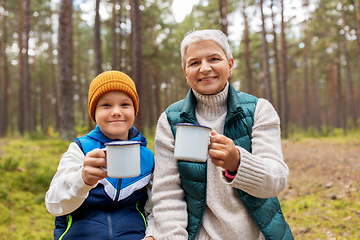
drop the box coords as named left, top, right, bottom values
left=88, top=70, right=139, bottom=122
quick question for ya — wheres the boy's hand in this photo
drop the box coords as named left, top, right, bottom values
left=208, top=131, right=240, bottom=172
left=82, top=148, right=108, bottom=186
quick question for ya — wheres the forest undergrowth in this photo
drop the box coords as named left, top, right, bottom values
left=0, top=131, right=359, bottom=239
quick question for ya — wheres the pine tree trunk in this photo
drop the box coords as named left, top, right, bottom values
left=18, top=0, right=25, bottom=135
left=1, top=0, right=10, bottom=137
left=23, top=0, right=31, bottom=132
left=241, top=3, right=253, bottom=95
left=58, top=0, right=75, bottom=140
left=219, top=0, right=228, bottom=35
left=341, top=0, right=357, bottom=127
left=271, top=0, right=281, bottom=112
left=94, top=0, right=103, bottom=75
left=131, top=0, right=144, bottom=133
left=112, top=0, right=118, bottom=70
left=280, top=0, right=288, bottom=138
left=259, top=0, right=273, bottom=103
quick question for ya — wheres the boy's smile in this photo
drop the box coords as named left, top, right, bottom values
left=95, top=91, right=135, bottom=140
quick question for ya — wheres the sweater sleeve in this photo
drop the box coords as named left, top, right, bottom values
left=149, top=112, right=188, bottom=240
left=45, top=142, right=96, bottom=216
left=225, top=98, right=289, bottom=198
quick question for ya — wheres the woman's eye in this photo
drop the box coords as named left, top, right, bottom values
left=211, top=57, right=220, bottom=61
left=189, top=61, right=198, bottom=66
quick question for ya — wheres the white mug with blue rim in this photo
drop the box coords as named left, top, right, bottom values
left=174, top=123, right=212, bottom=162
left=104, top=141, right=141, bottom=178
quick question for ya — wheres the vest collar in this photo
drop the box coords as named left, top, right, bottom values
left=179, top=83, right=243, bottom=124
left=225, top=84, right=244, bottom=122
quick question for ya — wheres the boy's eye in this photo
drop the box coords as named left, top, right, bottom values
left=122, top=103, right=130, bottom=107
left=102, top=103, right=110, bottom=107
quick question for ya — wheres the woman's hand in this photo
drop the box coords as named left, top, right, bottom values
left=82, top=148, right=108, bottom=185
left=208, top=131, right=240, bottom=172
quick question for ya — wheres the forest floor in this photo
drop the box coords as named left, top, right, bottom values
left=279, top=137, right=360, bottom=239
left=0, top=135, right=359, bottom=239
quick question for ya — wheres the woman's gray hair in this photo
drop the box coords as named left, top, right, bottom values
left=180, top=29, right=233, bottom=69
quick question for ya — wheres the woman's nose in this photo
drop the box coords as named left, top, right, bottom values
left=199, top=61, right=211, bottom=73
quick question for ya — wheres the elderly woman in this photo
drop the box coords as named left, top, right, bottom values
left=146, top=29, right=293, bottom=240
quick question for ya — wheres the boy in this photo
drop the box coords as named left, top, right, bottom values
left=45, top=70, right=154, bottom=240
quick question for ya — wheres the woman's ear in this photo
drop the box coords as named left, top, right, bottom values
left=183, top=68, right=188, bottom=81
left=229, top=58, right=234, bottom=77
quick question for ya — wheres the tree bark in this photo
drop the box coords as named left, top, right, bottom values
left=259, top=0, right=273, bottom=103
left=241, top=3, right=253, bottom=94
left=58, top=0, right=75, bottom=140
left=94, top=0, right=103, bottom=75
left=130, top=0, right=144, bottom=133
left=18, top=0, right=25, bottom=135
left=341, top=0, right=357, bottom=127
left=0, top=0, right=11, bottom=137
left=118, top=0, right=123, bottom=71
left=219, top=0, right=228, bottom=35
left=23, top=0, right=31, bottom=132
left=48, top=36, right=60, bottom=131
left=112, top=0, right=118, bottom=70
left=280, top=0, right=288, bottom=138
left=271, top=0, right=281, bottom=112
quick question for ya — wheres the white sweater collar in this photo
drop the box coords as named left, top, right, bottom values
left=192, top=82, right=229, bottom=120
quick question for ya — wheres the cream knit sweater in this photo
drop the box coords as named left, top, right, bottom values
left=148, top=83, right=289, bottom=240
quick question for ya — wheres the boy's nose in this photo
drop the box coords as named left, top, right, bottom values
left=111, top=107, right=122, bottom=116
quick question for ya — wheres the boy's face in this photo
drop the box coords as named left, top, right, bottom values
left=95, top=91, right=135, bottom=140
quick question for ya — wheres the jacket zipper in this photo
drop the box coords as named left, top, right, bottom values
left=107, top=212, right=114, bottom=240
left=59, top=215, right=72, bottom=240
left=107, top=178, right=122, bottom=240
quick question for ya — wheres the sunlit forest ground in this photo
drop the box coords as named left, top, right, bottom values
left=0, top=130, right=359, bottom=239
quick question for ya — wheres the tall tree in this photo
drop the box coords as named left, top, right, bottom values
left=340, top=0, right=357, bottom=127
left=58, top=0, right=75, bottom=140
left=302, top=0, right=310, bottom=130
left=23, top=0, right=31, bottom=132
left=112, top=0, right=118, bottom=70
left=0, top=0, right=10, bottom=137
left=130, top=0, right=144, bottom=133
left=48, top=32, right=60, bottom=132
left=18, top=0, right=25, bottom=135
left=118, top=0, right=123, bottom=71
left=271, top=0, right=281, bottom=112
left=241, top=2, right=253, bottom=94
left=280, top=0, right=288, bottom=138
left=336, top=40, right=346, bottom=131
left=259, top=0, right=273, bottom=102
left=94, top=0, right=103, bottom=75
left=219, top=0, right=228, bottom=35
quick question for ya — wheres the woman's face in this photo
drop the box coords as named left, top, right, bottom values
left=183, top=40, right=234, bottom=95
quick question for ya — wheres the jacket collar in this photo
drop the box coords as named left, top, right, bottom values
left=86, top=125, right=148, bottom=147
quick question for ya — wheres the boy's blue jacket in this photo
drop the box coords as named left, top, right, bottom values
left=54, top=125, right=154, bottom=240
